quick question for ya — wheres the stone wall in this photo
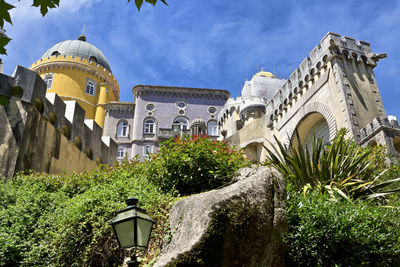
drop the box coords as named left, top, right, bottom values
left=0, top=65, right=117, bottom=179
left=359, top=116, right=400, bottom=157
left=220, top=32, right=388, bottom=162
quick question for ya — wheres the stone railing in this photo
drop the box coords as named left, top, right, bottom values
left=158, top=128, right=191, bottom=139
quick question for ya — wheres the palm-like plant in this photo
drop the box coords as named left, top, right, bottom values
left=265, top=129, right=400, bottom=201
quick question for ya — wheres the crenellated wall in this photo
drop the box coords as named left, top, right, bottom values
left=358, top=116, right=400, bottom=157
left=0, top=65, right=117, bottom=179
left=220, top=32, right=388, bottom=162
left=266, top=32, right=384, bottom=128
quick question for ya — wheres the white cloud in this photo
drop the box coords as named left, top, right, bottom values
left=56, top=0, right=104, bottom=13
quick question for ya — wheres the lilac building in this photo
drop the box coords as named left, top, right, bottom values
left=104, top=85, right=230, bottom=161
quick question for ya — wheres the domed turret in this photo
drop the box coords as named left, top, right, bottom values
left=30, top=34, right=119, bottom=128
left=41, top=34, right=112, bottom=72
left=241, top=69, right=285, bottom=101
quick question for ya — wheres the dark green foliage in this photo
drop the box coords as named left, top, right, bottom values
left=129, top=0, right=167, bottom=11
left=285, top=186, right=400, bottom=266
left=0, top=1, right=14, bottom=28
left=0, top=137, right=246, bottom=266
left=146, top=135, right=250, bottom=195
left=265, top=129, right=400, bottom=201
left=0, top=162, right=176, bottom=266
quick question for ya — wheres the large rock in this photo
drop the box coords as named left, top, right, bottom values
left=154, top=166, right=287, bottom=267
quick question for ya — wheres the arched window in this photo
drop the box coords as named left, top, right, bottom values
left=173, top=117, right=189, bottom=133
left=85, top=80, right=95, bottom=96
left=144, top=118, right=155, bottom=134
left=117, top=121, right=129, bottom=137
left=44, top=74, right=53, bottom=89
left=207, top=121, right=218, bottom=136
left=89, top=56, right=97, bottom=64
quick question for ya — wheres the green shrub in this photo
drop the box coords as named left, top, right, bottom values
left=265, top=129, right=400, bottom=201
left=0, top=136, right=248, bottom=266
left=285, top=185, right=400, bottom=266
left=0, top=163, right=176, bottom=266
left=147, top=135, right=250, bottom=195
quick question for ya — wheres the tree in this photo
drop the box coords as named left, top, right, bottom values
left=0, top=0, right=167, bottom=55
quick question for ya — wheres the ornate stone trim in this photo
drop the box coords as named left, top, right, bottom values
left=283, top=101, right=337, bottom=146
left=133, top=85, right=230, bottom=100
left=275, top=69, right=330, bottom=130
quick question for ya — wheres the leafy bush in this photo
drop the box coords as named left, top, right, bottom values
left=147, top=135, right=250, bottom=195
left=285, top=185, right=400, bottom=266
left=265, top=129, right=400, bottom=201
left=0, top=137, right=248, bottom=266
left=0, top=162, right=176, bottom=266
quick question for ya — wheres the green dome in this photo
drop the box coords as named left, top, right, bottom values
left=41, top=36, right=112, bottom=72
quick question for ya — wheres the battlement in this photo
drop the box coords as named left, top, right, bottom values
left=0, top=65, right=117, bottom=179
left=218, top=96, right=242, bottom=122
left=359, top=116, right=400, bottom=143
left=265, top=32, right=385, bottom=125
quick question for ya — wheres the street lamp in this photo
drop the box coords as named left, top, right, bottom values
left=111, top=197, right=155, bottom=267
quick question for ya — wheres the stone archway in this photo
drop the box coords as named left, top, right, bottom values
left=290, top=112, right=330, bottom=149
left=283, top=102, right=337, bottom=147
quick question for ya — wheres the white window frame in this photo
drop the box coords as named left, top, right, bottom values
left=208, top=106, right=218, bottom=115
left=144, top=118, right=155, bottom=134
left=207, top=120, right=218, bottom=136
left=44, top=73, right=53, bottom=89
left=176, top=100, right=188, bottom=109
left=117, top=147, right=125, bottom=158
left=146, top=103, right=156, bottom=112
left=144, top=145, right=153, bottom=159
left=85, top=79, right=96, bottom=96
left=144, top=145, right=153, bottom=154
left=173, top=116, right=189, bottom=131
left=117, top=121, right=129, bottom=137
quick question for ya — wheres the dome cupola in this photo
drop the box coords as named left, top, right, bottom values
left=40, top=34, right=111, bottom=72
left=241, top=69, right=285, bottom=101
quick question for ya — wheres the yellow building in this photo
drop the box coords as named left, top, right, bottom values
left=30, top=34, right=119, bottom=128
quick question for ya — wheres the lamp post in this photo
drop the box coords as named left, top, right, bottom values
left=111, top=197, right=155, bottom=267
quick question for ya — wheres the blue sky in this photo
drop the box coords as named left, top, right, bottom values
left=3, top=0, right=400, bottom=115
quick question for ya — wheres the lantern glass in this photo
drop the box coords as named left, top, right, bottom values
left=136, top=212, right=154, bottom=248
left=111, top=199, right=155, bottom=250
left=113, top=219, right=135, bottom=248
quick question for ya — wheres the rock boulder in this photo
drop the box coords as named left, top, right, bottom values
left=154, top=166, right=287, bottom=267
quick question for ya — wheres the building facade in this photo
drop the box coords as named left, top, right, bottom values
left=219, top=32, right=400, bottom=162
left=20, top=31, right=400, bottom=165
left=104, top=85, right=229, bottom=161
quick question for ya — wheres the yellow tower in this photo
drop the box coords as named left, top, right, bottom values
left=30, top=34, right=119, bottom=128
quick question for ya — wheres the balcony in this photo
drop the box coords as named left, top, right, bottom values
left=158, top=128, right=191, bottom=140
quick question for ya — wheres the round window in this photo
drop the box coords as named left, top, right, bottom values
left=208, top=106, right=217, bottom=114
left=146, top=103, right=155, bottom=111
left=176, top=100, right=187, bottom=109
left=179, top=110, right=185, bottom=115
